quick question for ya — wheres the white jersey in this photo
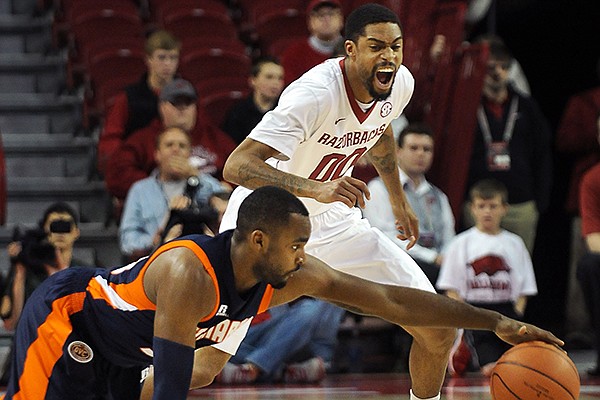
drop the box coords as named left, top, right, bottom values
left=226, top=57, right=414, bottom=216
left=436, top=227, right=538, bottom=303
left=221, top=57, right=433, bottom=292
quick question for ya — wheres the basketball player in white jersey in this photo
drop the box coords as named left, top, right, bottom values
left=220, top=4, right=454, bottom=400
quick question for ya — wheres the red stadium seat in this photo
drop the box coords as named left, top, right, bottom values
left=69, top=9, right=144, bottom=52
left=195, top=77, right=250, bottom=99
left=180, top=36, right=249, bottom=58
left=343, top=0, right=402, bottom=19
left=83, top=47, right=146, bottom=128
left=151, top=0, right=230, bottom=24
left=254, top=9, right=309, bottom=55
left=52, top=0, right=140, bottom=48
left=67, top=36, right=145, bottom=90
left=236, top=0, right=305, bottom=44
left=179, top=48, right=252, bottom=86
left=200, top=89, right=251, bottom=127
left=161, top=9, right=238, bottom=41
left=266, top=36, right=307, bottom=58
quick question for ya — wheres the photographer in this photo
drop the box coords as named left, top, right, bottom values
left=119, top=127, right=228, bottom=262
left=1, top=202, right=86, bottom=331
left=0, top=202, right=88, bottom=383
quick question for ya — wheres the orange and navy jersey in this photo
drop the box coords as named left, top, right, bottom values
left=7, top=231, right=273, bottom=374
left=81, top=230, right=274, bottom=366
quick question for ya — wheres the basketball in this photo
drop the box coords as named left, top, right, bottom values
left=489, top=341, right=580, bottom=400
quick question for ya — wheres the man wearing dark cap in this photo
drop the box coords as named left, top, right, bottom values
left=104, top=78, right=236, bottom=211
left=280, top=0, right=344, bottom=85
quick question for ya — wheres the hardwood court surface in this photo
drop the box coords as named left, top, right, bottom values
left=188, top=372, right=600, bottom=399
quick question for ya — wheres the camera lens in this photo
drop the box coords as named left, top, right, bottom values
left=49, top=220, right=73, bottom=233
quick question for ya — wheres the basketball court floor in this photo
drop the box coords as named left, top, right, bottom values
left=0, top=350, right=597, bottom=399
left=188, top=373, right=599, bottom=399
left=185, top=349, right=600, bottom=399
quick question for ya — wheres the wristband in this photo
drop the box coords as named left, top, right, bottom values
left=152, top=337, right=194, bottom=400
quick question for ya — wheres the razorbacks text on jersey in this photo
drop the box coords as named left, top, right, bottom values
left=224, top=57, right=414, bottom=218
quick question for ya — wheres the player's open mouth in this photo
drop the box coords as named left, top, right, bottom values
left=375, top=67, right=394, bottom=88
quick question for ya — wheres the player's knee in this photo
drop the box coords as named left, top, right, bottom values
left=190, top=367, right=219, bottom=389
left=412, top=327, right=456, bottom=354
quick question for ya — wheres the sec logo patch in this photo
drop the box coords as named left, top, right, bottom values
left=380, top=102, right=392, bottom=117
left=68, top=341, right=94, bottom=363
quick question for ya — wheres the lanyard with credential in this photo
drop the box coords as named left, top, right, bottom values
left=478, top=97, right=519, bottom=171
left=477, top=96, right=519, bottom=144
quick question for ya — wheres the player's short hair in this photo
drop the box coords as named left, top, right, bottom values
left=236, top=187, right=309, bottom=236
left=469, top=179, right=509, bottom=204
left=397, top=123, right=434, bottom=147
left=39, top=202, right=79, bottom=228
left=251, top=56, right=281, bottom=77
left=145, top=29, right=181, bottom=56
left=344, top=4, right=402, bottom=43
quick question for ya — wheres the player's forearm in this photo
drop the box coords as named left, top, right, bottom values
left=367, top=134, right=409, bottom=207
left=382, top=285, right=501, bottom=331
left=224, top=153, right=319, bottom=199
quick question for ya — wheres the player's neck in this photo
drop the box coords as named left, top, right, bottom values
left=344, top=60, right=374, bottom=103
left=230, top=234, right=261, bottom=293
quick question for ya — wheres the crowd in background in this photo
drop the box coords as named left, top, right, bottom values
left=0, top=0, right=598, bottom=383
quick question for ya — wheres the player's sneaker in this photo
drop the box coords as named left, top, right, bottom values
left=283, top=357, right=326, bottom=383
left=216, top=362, right=259, bottom=384
left=448, top=330, right=476, bottom=377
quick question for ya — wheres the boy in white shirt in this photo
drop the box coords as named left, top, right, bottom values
left=437, top=179, right=537, bottom=377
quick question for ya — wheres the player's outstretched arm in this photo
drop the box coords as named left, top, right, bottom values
left=144, top=247, right=218, bottom=400
left=274, top=255, right=563, bottom=347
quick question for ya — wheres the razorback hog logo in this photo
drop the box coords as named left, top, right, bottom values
left=469, top=255, right=510, bottom=276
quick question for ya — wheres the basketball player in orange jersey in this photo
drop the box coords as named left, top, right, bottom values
left=4, top=187, right=560, bottom=400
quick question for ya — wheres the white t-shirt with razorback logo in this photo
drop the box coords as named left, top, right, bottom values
left=222, top=57, right=414, bottom=223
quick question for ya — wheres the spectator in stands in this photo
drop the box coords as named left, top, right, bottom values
left=104, top=79, right=236, bottom=208
left=280, top=0, right=344, bottom=85
left=576, top=115, right=600, bottom=376
left=437, top=179, right=537, bottom=377
left=221, top=56, right=285, bottom=144
left=0, top=203, right=88, bottom=382
left=556, top=73, right=600, bottom=216
left=119, top=127, right=226, bottom=261
left=363, top=123, right=455, bottom=286
left=216, top=298, right=344, bottom=384
left=97, top=30, right=181, bottom=175
left=1, top=202, right=88, bottom=330
left=462, top=35, right=552, bottom=254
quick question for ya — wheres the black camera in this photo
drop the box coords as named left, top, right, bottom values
left=11, top=227, right=57, bottom=274
left=160, top=176, right=220, bottom=242
left=49, top=219, right=73, bottom=233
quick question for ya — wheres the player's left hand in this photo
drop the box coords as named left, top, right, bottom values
left=494, top=316, right=564, bottom=347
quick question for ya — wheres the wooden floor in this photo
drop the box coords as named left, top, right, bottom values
left=188, top=349, right=600, bottom=399
left=189, top=372, right=600, bottom=399
left=0, top=350, right=597, bottom=399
